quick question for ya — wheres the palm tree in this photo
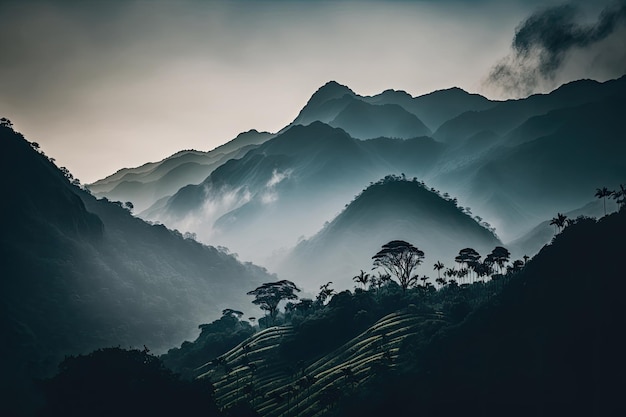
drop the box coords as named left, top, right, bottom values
left=433, top=261, right=444, bottom=280
left=489, top=246, right=510, bottom=274
left=550, top=213, right=568, bottom=235
left=595, top=187, right=614, bottom=216
left=455, top=248, right=480, bottom=283
left=317, top=282, right=335, bottom=305
left=612, top=184, right=626, bottom=211
left=352, top=270, right=370, bottom=290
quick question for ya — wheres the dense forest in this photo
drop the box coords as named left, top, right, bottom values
left=34, top=202, right=626, bottom=417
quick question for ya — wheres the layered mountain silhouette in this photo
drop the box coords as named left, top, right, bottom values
left=329, top=99, right=431, bottom=139
left=443, top=93, right=626, bottom=239
left=93, top=75, right=626, bottom=284
left=292, top=80, right=496, bottom=132
left=88, top=129, right=273, bottom=212
left=508, top=199, right=611, bottom=259
left=0, top=124, right=272, bottom=414
left=281, top=176, right=500, bottom=290
left=146, top=122, right=443, bottom=271
left=433, top=77, right=626, bottom=144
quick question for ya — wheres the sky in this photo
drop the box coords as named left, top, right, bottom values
left=1, top=0, right=624, bottom=183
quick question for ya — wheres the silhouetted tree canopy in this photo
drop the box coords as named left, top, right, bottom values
left=372, top=240, right=424, bottom=292
left=247, top=280, right=300, bottom=326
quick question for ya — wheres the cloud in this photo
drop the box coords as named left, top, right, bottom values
left=486, top=0, right=626, bottom=97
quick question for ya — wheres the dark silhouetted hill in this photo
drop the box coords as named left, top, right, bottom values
left=336, top=209, right=626, bottom=417
left=0, top=124, right=271, bottom=415
left=283, top=176, right=500, bottom=290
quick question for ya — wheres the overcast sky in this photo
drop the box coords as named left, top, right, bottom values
left=1, top=0, right=623, bottom=183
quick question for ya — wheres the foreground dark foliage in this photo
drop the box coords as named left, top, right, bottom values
left=333, top=210, right=626, bottom=417
left=37, top=348, right=220, bottom=417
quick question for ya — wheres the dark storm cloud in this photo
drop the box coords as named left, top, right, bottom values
left=487, top=0, right=626, bottom=96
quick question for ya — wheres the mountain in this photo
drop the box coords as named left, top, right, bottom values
left=434, top=76, right=626, bottom=143
left=364, top=86, right=497, bottom=131
left=291, top=82, right=432, bottom=139
left=451, top=94, right=626, bottom=239
left=506, top=199, right=612, bottom=259
left=148, top=122, right=444, bottom=269
left=91, top=75, right=626, bottom=274
left=282, top=176, right=501, bottom=291
left=0, top=124, right=272, bottom=414
left=290, top=81, right=497, bottom=133
left=329, top=99, right=431, bottom=139
left=290, top=81, right=356, bottom=127
left=87, top=129, right=274, bottom=212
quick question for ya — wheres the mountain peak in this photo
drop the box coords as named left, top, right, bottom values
left=307, top=80, right=355, bottom=106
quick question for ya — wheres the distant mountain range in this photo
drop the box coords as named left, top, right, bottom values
left=0, top=125, right=272, bottom=414
left=90, top=75, right=626, bottom=291
left=88, top=129, right=274, bottom=212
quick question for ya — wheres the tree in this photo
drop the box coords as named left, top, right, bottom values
left=317, top=281, right=335, bottom=305
left=372, top=240, right=424, bottom=292
left=433, top=261, right=444, bottom=280
left=455, top=248, right=481, bottom=283
left=222, top=308, right=244, bottom=319
left=0, top=117, right=13, bottom=129
left=595, top=187, right=614, bottom=216
left=247, top=280, right=300, bottom=326
left=489, top=246, right=511, bottom=274
left=352, top=270, right=370, bottom=289
left=612, top=184, right=626, bottom=211
left=550, top=213, right=568, bottom=234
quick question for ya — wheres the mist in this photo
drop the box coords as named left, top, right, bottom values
left=485, top=0, right=626, bottom=96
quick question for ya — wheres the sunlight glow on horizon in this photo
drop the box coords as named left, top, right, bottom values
left=0, top=0, right=620, bottom=183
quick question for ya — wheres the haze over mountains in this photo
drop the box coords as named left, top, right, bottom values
left=89, top=75, right=626, bottom=292
left=88, top=129, right=274, bottom=213
left=3, top=73, right=625, bottom=416
left=282, top=176, right=501, bottom=290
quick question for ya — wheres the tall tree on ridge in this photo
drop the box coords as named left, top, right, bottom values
left=352, top=270, right=370, bottom=290
left=433, top=261, right=445, bottom=280
left=612, top=184, right=625, bottom=211
left=550, top=213, right=568, bottom=235
left=372, top=240, right=424, bottom=292
left=247, top=280, right=300, bottom=326
left=595, top=187, right=614, bottom=216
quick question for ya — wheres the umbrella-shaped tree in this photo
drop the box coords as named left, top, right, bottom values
left=372, top=240, right=424, bottom=292
left=247, top=280, right=300, bottom=326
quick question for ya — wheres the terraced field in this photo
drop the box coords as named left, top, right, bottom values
left=196, top=311, right=449, bottom=416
